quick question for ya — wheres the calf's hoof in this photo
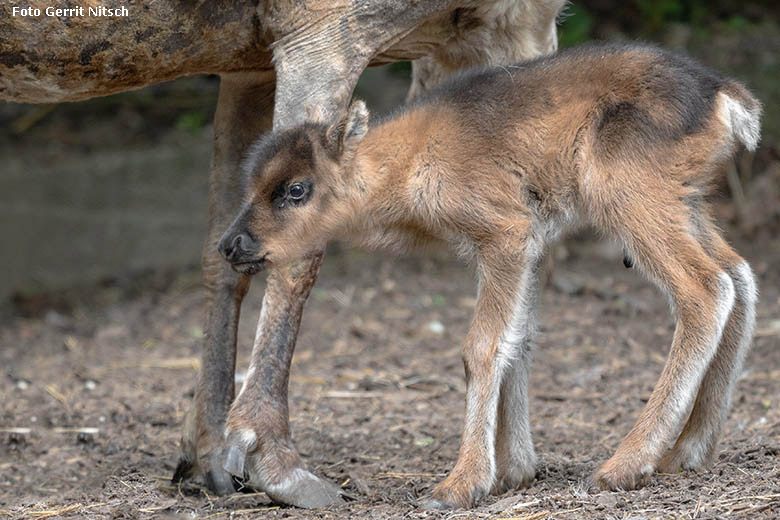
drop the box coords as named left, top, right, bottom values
left=657, top=449, right=686, bottom=475
left=592, top=454, right=654, bottom=491
left=422, top=497, right=462, bottom=510
left=657, top=442, right=714, bottom=474
left=425, top=476, right=486, bottom=510
left=492, top=464, right=536, bottom=495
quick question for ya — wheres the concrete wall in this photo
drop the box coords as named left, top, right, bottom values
left=0, top=129, right=211, bottom=301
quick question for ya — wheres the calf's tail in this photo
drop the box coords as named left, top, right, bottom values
left=718, top=82, right=762, bottom=151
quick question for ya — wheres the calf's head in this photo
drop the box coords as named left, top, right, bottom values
left=218, top=101, right=369, bottom=275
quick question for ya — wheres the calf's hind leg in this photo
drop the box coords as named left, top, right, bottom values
left=659, top=222, right=757, bottom=473
left=593, top=199, right=735, bottom=490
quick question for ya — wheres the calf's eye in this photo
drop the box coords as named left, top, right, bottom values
left=288, top=182, right=307, bottom=201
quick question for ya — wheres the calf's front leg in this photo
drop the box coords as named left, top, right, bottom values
left=429, top=240, right=535, bottom=509
left=493, top=260, right=542, bottom=494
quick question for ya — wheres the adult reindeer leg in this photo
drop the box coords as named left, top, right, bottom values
left=217, top=0, right=460, bottom=507
left=221, top=254, right=342, bottom=507
left=216, top=44, right=372, bottom=511
left=174, top=73, right=275, bottom=495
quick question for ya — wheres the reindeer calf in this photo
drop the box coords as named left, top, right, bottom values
left=217, top=43, right=760, bottom=509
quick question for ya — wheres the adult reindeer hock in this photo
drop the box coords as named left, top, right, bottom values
left=219, top=43, right=760, bottom=509
left=0, top=0, right=566, bottom=508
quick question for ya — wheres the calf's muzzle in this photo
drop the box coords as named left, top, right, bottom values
left=217, top=224, right=265, bottom=275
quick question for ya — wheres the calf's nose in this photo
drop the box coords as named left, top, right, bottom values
left=218, top=232, right=253, bottom=262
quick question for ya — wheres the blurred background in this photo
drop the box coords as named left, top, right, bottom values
left=0, top=0, right=777, bottom=315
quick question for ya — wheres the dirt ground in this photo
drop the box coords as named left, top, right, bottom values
left=0, top=225, right=778, bottom=520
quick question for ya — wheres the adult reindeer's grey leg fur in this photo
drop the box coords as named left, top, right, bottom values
left=174, top=73, right=275, bottom=495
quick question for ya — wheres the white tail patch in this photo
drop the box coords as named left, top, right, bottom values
left=718, top=92, right=761, bottom=152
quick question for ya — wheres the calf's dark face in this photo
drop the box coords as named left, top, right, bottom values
left=218, top=101, right=369, bottom=275
left=218, top=137, right=332, bottom=275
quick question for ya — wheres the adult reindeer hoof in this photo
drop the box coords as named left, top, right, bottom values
left=592, top=455, right=654, bottom=491
left=171, top=450, right=237, bottom=496
left=205, top=451, right=240, bottom=495
left=235, top=461, right=345, bottom=508
left=171, top=457, right=193, bottom=484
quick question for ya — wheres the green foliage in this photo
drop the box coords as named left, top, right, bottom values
left=431, top=294, right=447, bottom=307
left=726, top=15, right=751, bottom=32
left=559, top=0, right=768, bottom=41
left=388, top=61, right=412, bottom=76
left=636, top=0, right=684, bottom=31
left=175, top=111, right=206, bottom=135
left=558, top=3, right=593, bottom=48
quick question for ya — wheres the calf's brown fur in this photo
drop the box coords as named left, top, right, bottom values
left=219, top=43, right=760, bottom=508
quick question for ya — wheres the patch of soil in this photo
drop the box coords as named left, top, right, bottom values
left=1, top=234, right=778, bottom=519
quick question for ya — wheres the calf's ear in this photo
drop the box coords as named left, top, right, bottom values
left=326, top=100, right=369, bottom=160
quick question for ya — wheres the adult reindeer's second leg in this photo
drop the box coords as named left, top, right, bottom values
left=174, top=74, right=275, bottom=495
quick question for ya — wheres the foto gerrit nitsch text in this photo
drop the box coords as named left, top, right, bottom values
left=11, top=6, right=129, bottom=18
